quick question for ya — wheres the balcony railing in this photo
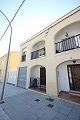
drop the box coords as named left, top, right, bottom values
left=55, top=34, right=80, bottom=53
left=31, top=47, right=45, bottom=59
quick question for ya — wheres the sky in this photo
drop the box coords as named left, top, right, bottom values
left=0, top=0, right=80, bottom=57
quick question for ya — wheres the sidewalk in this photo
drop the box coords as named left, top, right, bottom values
left=0, top=84, right=80, bottom=120
left=0, top=83, right=26, bottom=98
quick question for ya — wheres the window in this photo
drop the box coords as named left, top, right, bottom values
left=21, top=52, right=26, bottom=62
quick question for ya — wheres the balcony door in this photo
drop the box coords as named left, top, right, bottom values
left=68, top=65, right=80, bottom=92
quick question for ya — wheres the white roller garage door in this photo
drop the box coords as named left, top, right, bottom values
left=18, top=67, right=27, bottom=88
left=7, top=70, right=17, bottom=85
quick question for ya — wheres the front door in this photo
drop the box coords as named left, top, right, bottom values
left=40, top=67, right=46, bottom=86
left=68, top=65, right=80, bottom=92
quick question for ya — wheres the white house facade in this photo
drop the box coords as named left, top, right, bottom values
left=18, top=6, right=80, bottom=97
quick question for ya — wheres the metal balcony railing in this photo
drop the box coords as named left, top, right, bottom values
left=31, top=47, right=45, bottom=60
left=55, top=34, right=80, bottom=53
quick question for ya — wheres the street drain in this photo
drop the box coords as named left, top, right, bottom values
left=35, top=99, right=40, bottom=102
left=46, top=98, right=54, bottom=102
left=47, top=104, right=54, bottom=108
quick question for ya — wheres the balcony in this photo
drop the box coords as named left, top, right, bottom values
left=31, top=47, right=45, bottom=60
left=55, top=34, right=80, bottom=53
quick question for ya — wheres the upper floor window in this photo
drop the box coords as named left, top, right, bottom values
left=31, top=41, right=45, bottom=60
left=21, top=52, right=26, bottom=62
left=31, top=47, right=45, bottom=59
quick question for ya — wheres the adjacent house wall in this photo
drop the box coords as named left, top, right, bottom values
left=0, top=52, right=20, bottom=85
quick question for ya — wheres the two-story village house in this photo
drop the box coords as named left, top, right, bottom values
left=18, top=6, right=80, bottom=97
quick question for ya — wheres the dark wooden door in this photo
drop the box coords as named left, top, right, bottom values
left=68, top=65, right=80, bottom=92
left=40, top=67, right=46, bottom=86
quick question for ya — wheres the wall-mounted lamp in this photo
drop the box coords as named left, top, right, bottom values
left=73, top=60, right=76, bottom=63
left=65, top=32, right=69, bottom=37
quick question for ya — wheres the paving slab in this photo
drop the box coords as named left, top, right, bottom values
left=0, top=84, right=80, bottom=120
left=0, top=106, right=10, bottom=120
left=0, top=83, right=26, bottom=98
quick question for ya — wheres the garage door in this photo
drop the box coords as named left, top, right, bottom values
left=18, top=67, right=27, bottom=88
left=7, top=70, right=17, bottom=85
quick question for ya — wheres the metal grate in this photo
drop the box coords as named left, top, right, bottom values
left=35, top=99, right=40, bottom=102
left=47, top=104, right=54, bottom=108
left=46, top=98, right=54, bottom=102
left=0, top=100, right=5, bottom=104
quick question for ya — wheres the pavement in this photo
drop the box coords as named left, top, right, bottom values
left=0, top=83, right=80, bottom=120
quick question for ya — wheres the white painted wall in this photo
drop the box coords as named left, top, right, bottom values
left=31, top=65, right=41, bottom=86
left=57, top=60, right=80, bottom=92
left=55, top=21, right=80, bottom=43
left=57, top=63, right=70, bottom=92
left=25, top=52, right=28, bottom=60
left=32, top=41, right=45, bottom=51
left=31, top=66, right=40, bottom=78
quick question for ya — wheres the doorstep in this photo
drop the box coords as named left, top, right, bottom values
left=58, top=91, right=80, bottom=104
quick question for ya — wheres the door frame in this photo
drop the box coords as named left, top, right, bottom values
left=40, top=66, right=46, bottom=91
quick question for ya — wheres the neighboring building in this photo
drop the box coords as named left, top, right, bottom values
left=0, top=52, right=20, bottom=85
left=19, top=6, right=80, bottom=96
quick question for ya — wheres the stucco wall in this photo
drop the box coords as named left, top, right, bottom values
left=31, top=66, right=40, bottom=78
left=32, top=41, right=45, bottom=51
left=9, top=52, right=20, bottom=70
left=55, top=21, right=80, bottom=43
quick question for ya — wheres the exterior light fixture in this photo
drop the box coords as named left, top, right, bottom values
left=73, top=60, right=76, bottom=63
left=65, top=32, right=69, bottom=37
